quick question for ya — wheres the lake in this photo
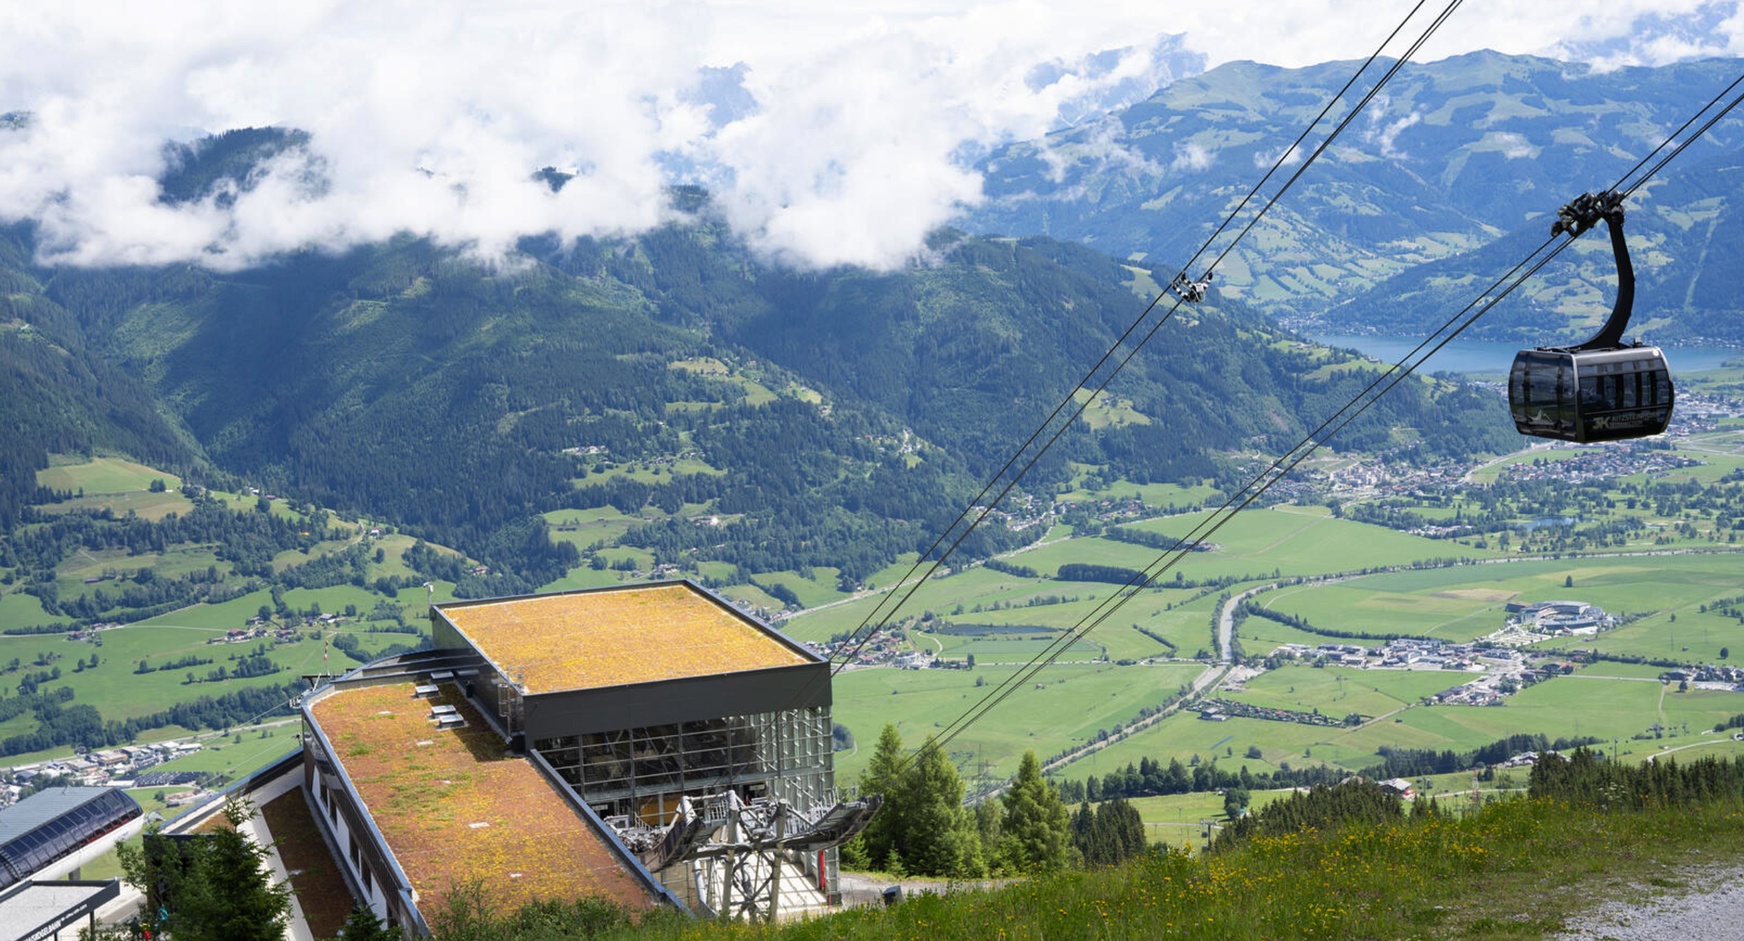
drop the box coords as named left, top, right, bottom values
left=1306, top=334, right=1742, bottom=376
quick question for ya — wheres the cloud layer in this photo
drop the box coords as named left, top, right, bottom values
left=0, top=1, right=1737, bottom=271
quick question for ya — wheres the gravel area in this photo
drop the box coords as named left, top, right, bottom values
left=1554, top=863, right=1744, bottom=940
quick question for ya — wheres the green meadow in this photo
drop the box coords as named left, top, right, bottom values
left=1056, top=476, right=1220, bottom=509
left=1040, top=662, right=1744, bottom=786
left=546, top=506, right=655, bottom=551
left=1236, top=551, right=1744, bottom=657
left=571, top=457, right=725, bottom=488
left=38, top=490, right=193, bottom=522
left=1222, top=664, right=1457, bottom=718
left=831, top=661, right=1205, bottom=785
left=1254, top=581, right=1507, bottom=641
left=139, top=722, right=303, bottom=782
left=35, top=455, right=180, bottom=496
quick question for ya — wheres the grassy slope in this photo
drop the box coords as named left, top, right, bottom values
left=481, top=796, right=1744, bottom=941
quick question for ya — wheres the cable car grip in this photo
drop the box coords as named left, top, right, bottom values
left=1169, top=270, right=1213, bottom=304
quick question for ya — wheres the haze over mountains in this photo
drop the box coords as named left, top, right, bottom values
left=3, top=48, right=1741, bottom=595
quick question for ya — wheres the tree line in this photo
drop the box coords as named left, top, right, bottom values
left=1529, top=747, right=1744, bottom=809
left=843, top=724, right=1153, bottom=880
left=0, top=679, right=301, bottom=757
left=1056, top=732, right=1602, bottom=805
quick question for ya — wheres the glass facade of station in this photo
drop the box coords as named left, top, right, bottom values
left=0, top=788, right=141, bottom=890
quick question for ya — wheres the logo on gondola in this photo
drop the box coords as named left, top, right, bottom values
left=1593, top=410, right=1661, bottom=430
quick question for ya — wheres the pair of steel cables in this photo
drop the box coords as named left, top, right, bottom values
left=829, top=0, right=1466, bottom=678
left=871, top=23, right=1744, bottom=782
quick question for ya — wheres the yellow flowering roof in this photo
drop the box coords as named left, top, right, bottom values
left=438, top=584, right=809, bottom=694
left=310, top=683, right=658, bottom=916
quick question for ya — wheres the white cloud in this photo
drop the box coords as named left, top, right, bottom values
left=1374, top=111, right=1423, bottom=160
left=1490, top=132, right=1536, bottom=160
left=1171, top=142, right=1213, bottom=172
left=1254, top=143, right=1304, bottom=171
left=1029, top=114, right=1162, bottom=191
left=0, top=0, right=1734, bottom=271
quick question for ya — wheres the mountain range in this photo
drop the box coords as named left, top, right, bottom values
left=0, top=207, right=1507, bottom=594
left=13, top=48, right=1738, bottom=592
left=966, top=51, right=1744, bottom=345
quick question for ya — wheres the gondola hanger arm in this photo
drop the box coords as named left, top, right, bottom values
left=1547, top=190, right=1635, bottom=353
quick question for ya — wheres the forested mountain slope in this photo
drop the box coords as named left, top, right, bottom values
left=0, top=227, right=199, bottom=530
left=0, top=205, right=1513, bottom=595
left=967, top=52, right=1744, bottom=343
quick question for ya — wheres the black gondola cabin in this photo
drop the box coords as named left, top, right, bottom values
left=1507, top=190, right=1675, bottom=443
left=1508, top=347, right=1674, bottom=443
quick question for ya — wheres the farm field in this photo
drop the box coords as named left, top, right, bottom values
left=794, top=430, right=1744, bottom=798
left=546, top=506, right=654, bottom=552
left=570, top=455, right=725, bottom=488
left=781, top=565, right=1110, bottom=642
left=1636, top=731, right=1744, bottom=764
left=1123, top=789, right=1300, bottom=844
left=753, top=569, right=850, bottom=609
left=783, top=568, right=1225, bottom=659
left=830, top=661, right=1205, bottom=786
left=1222, top=664, right=1458, bottom=719
left=1068, top=708, right=1375, bottom=781
left=1043, top=666, right=1744, bottom=787
left=38, top=490, right=193, bottom=523
left=1045, top=505, right=1500, bottom=579
left=0, top=614, right=426, bottom=764
left=0, top=590, right=49, bottom=625
left=1233, top=550, right=1744, bottom=657
left=539, top=567, right=631, bottom=592
left=1253, top=581, right=1505, bottom=641
left=925, top=628, right=1116, bottom=664
left=1391, top=675, right=1741, bottom=746
left=787, top=505, right=1531, bottom=661
left=138, top=721, right=304, bottom=784
left=0, top=626, right=294, bottom=720
left=1055, top=476, right=1220, bottom=510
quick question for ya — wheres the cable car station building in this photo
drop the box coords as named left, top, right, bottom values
left=302, top=580, right=857, bottom=929
left=431, top=582, right=836, bottom=827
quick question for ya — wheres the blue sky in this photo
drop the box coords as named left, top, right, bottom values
left=0, top=1, right=1736, bottom=270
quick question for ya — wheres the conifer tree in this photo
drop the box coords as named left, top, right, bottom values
left=1095, top=797, right=1148, bottom=864
left=333, top=906, right=397, bottom=941
left=997, top=749, right=1071, bottom=874
left=849, top=722, right=906, bottom=870
left=121, top=797, right=291, bottom=941
left=885, top=736, right=984, bottom=877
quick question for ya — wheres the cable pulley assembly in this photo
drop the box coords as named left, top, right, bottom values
left=1169, top=271, right=1213, bottom=303
left=1550, top=189, right=1625, bottom=239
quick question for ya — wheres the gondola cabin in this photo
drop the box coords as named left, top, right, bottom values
left=1508, top=346, right=1674, bottom=443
